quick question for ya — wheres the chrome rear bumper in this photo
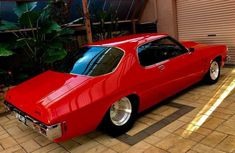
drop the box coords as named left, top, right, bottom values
left=4, top=101, right=62, bottom=140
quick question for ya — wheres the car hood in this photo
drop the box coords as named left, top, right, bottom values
left=5, top=70, right=92, bottom=124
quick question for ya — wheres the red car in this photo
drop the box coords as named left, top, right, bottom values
left=4, top=33, right=227, bottom=142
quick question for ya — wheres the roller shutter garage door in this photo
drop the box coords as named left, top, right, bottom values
left=177, top=0, right=235, bottom=65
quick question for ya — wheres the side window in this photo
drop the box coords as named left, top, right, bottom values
left=138, top=37, right=187, bottom=67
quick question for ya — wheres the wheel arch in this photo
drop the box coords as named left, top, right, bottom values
left=126, top=94, right=140, bottom=112
left=214, top=55, right=222, bottom=65
left=98, top=93, right=140, bottom=128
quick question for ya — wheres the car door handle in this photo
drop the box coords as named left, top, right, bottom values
left=157, top=65, right=165, bottom=70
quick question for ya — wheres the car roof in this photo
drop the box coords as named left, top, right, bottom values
left=89, top=33, right=168, bottom=52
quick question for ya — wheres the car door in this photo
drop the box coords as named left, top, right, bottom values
left=137, top=41, right=169, bottom=110
left=155, top=37, right=205, bottom=97
left=137, top=36, right=204, bottom=110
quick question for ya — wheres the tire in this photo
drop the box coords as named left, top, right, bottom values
left=205, top=59, right=220, bottom=84
left=100, top=97, right=138, bottom=137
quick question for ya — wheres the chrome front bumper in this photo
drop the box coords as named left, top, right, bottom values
left=4, top=101, right=62, bottom=140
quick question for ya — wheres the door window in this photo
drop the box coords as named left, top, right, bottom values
left=138, top=37, right=187, bottom=67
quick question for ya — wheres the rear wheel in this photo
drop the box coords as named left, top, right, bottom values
left=205, top=59, right=220, bottom=84
left=101, top=97, right=138, bottom=137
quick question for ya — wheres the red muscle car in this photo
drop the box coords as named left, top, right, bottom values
left=4, top=33, right=227, bottom=142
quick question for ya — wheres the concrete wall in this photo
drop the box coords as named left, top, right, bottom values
left=140, top=0, right=178, bottom=39
left=157, top=0, right=178, bottom=38
left=139, top=0, right=158, bottom=23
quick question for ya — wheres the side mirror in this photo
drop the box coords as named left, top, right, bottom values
left=188, top=48, right=195, bottom=52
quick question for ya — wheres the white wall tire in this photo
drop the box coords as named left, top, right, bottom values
left=100, top=96, right=138, bottom=137
left=205, top=59, right=220, bottom=84
left=110, top=97, right=132, bottom=126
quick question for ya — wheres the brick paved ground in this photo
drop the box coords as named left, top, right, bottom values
left=0, top=68, right=234, bottom=153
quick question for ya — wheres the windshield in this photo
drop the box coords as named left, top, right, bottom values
left=58, top=46, right=124, bottom=76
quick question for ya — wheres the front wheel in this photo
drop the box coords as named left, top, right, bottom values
left=100, top=97, right=138, bottom=137
left=205, top=60, right=220, bottom=84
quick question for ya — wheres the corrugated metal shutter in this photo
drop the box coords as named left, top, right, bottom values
left=177, top=0, right=235, bottom=65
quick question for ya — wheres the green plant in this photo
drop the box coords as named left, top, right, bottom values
left=90, top=2, right=119, bottom=40
left=0, top=1, right=74, bottom=73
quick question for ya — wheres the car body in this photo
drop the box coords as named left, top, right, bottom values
left=4, top=33, right=227, bottom=142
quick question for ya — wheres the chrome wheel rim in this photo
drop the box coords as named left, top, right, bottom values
left=110, top=97, right=132, bottom=126
left=210, top=61, right=219, bottom=80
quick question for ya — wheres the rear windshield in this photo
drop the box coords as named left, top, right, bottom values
left=58, top=46, right=124, bottom=76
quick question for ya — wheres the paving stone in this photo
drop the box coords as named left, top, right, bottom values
left=155, top=134, right=182, bottom=150
left=94, top=135, right=120, bottom=147
left=138, top=116, right=157, bottom=126
left=0, top=126, right=4, bottom=132
left=210, top=111, right=232, bottom=120
left=0, top=133, right=9, bottom=140
left=216, top=107, right=234, bottom=115
left=178, top=116, right=193, bottom=123
left=186, top=150, right=198, bottom=153
left=34, top=135, right=51, bottom=146
left=216, top=124, right=235, bottom=136
left=174, top=128, right=205, bottom=142
left=144, top=113, right=164, bottom=122
left=168, top=138, right=196, bottom=153
left=0, top=137, right=17, bottom=149
left=13, top=149, right=27, bottom=153
left=84, top=144, right=108, bottom=153
left=103, top=149, right=117, bottom=153
left=153, top=130, right=171, bottom=139
left=209, top=149, right=226, bottom=153
left=124, top=141, right=151, bottom=153
left=223, top=119, right=235, bottom=129
left=228, top=115, right=235, bottom=121
left=70, top=140, right=99, bottom=153
left=7, top=126, right=22, bottom=136
left=20, top=139, right=41, bottom=152
left=49, top=147, right=69, bottom=153
left=110, top=141, right=130, bottom=153
left=216, top=136, right=235, bottom=152
left=151, top=106, right=172, bottom=115
left=87, top=131, right=103, bottom=139
left=2, top=120, right=18, bottom=129
left=192, top=143, right=213, bottom=152
left=143, top=135, right=161, bottom=145
left=32, top=143, right=59, bottom=153
left=0, top=117, right=10, bottom=125
left=143, top=146, right=168, bottom=153
left=17, top=124, right=30, bottom=131
left=126, top=122, right=148, bottom=136
left=0, top=145, right=22, bottom=153
left=159, top=107, right=178, bottom=117
left=59, top=140, right=80, bottom=150
left=73, top=135, right=92, bottom=144
left=182, top=123, right=213, bottom=136
left=12, top=129, right=34, bottom=139
left=0, top=145, right=3, bottom=152
left=16, top=133, right=40, bottom=144
left=163, top=120, right=185, bottom=132
left=201, top=131, right=227, bottom=147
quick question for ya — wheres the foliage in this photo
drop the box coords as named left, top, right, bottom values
left=0, top=43, right=14, bottom=56
left=90, top=2, right=120, bottom=40
left=47, top=0, right=70, bottom=24
left=0, top=1, right=75, bottom=84
left=77, top=1, right=127, bottom=41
